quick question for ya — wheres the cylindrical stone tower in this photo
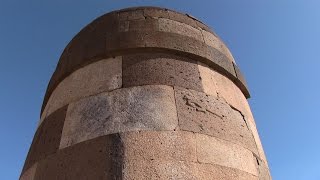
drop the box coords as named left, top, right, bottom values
left=20, top=7, right=271, bottom=180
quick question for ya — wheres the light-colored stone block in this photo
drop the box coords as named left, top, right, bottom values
left=123, top=159, right=198, bottom=180
left=121, top=131, right=197, bottom=162
left=174, top=87, right=258, bottom=154
left=198, top=64, right=242, bottom=112
left=159, top=18, right=203, bottom=42
left=196, top=134, right=258, bottom=176
left=198, top=62, right=218, bottom=97
left=40, top=57, right=122, bottom=125
left=202, top=29, right=235, bottom=62
left=247, top=115, right=268, bottom=163
left=60, top=85, right=178, bottom=149
left=197, top=163, right=258, bottom=180
left=119, top=10, right=145, bottom=20
left=20, top=163, right=37, bottom=180
left=198, top=64, right=269, bottom=165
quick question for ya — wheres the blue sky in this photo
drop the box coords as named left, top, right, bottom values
left=1, top=1, right=319, bottom=179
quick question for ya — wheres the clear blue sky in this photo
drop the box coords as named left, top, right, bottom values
left=1, top=1, right=319, bottom=179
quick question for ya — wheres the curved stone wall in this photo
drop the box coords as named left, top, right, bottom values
left=20, top=7, right=271, bottom=180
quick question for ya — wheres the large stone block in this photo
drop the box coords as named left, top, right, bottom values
left=40, top=57, right=122, bottom=124
left=174, top=87, right=258, bottom=154
left=143, top=7, right=170, bottom=19
left=20, top=163, right=37, bottom=180
left=123, top=159, right=199, bottom=180
left=34, top=135, right=123, bottom=180
left=22, top=106, right=67, bottom=173
left=196, top=134, right=258, bottom=176
left=158, top=18, right=203, bottom=41
left=198, top=62, right=219, bottom=97
left=202, top=29, right=235, bottom=62
left=198, top=62, right=242, bottom=110
left=119, top=9, right=145, bottom=20
left=121, top=131, right=197, bottom=162
left=128, top=18, right=159, bottom=32
left=197, top=163, right=258, bottom=180
left=60, top=85, right=178, bottom=149
left=122, top=53, right=203, bottom=92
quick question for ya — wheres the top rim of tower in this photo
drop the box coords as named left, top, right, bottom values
left=97, top=6, right=219, bottom=37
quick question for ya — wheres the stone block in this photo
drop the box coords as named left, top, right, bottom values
left=121, top=131, right=197, bottom=162
left=40, top=57, right=122, bottom=124
left=197, top=163, right=258, bottom=180
left=255, top=156, right=272, bottom=180
left=143, top=7, right=170, bottom=19
left=123, top=159, right=198, bottom=180
left=119, top=9, right=145, bottom=20
left=158, top=18, right=203, bottom=41
left=34, top=135, right=123, bottom=180
left=247, top=115, right=269, bottom=164
left=174, top=87, right=258, bottom=153
left=167, top=11, right=201, bottom=32
left=122, top=53, right=203, bottom=92
left=128, top=17, right=159, bottom=32
left=196, top=134, right=258, bottom=176
left=20, top=163, right=37, bottom=180
left=198, top=64, right=240, bottom=109
left=22, top=106, right=67, bottom=173
left=60, top=85, right=178, bottom=149
left=202, top=29, right=235, bottom=62
left=198, top=62, right=218, bottom=97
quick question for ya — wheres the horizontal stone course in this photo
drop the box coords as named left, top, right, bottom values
left=197, top=163, right=258, bottom=180
left=196, top=133, right=258, bottom=176
left=122, top=53, right=203, bottom=92
left=34, top=134, right=123, bottom=180
left=121, top=131, right=197, bottom=162
left=59, top=85, right=178, bottom=149
left=158, top=18, right=203, bottom=41
left=123, top=159, right=199, bottom=180
left=22, top=106, right=67, bottom=174
left=33, top=132, right=262, bottom=179
left=174, top=87, right=258, bottom=154
left=202, top=29, right=235, bottom=62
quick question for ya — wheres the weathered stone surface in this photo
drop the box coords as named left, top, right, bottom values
left=198, top=62, right=218, bottom=97
left=22, top=7, right=269, bottom=179
left=40, top=7, right=250, bottom=115
left=20, top=163, right=37, bottom=180
left=248, top=115, right=269, bottom=165
left=255, top=156, right=272, bottom=180
left=119, top=9, right=145, bottom=20
left=202, top=29, right=235, bottom=62
left=174, top=87, right=258, bottom=154
left=34, top=135, right=124, bottom=180
left=123, top=53, right=203, bottom=92
left=40, top=57, right=122, bottom=124
left=196, top=134, right=258, bottom=176
left=197, top=163, right=258, bottom=180
left=158, top=18, right=203, bottom=41
left=198, top=64, right=240, bottom=108
left=129, top=18, right=159, bottom=32
left=60, top=85, right=178, bottom=149
left=22, top=106, right=67, bottom=173
left=121, top=131, right=197, bottom=162
left=123, top=159, right=199, bottom=180
left=143, top=7, right=170, bottom=19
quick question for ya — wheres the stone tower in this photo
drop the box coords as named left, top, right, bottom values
left=20, top=7, right=271, bottom=180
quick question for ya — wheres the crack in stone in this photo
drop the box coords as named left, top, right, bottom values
left=183, top=95, right=223, bottom=119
